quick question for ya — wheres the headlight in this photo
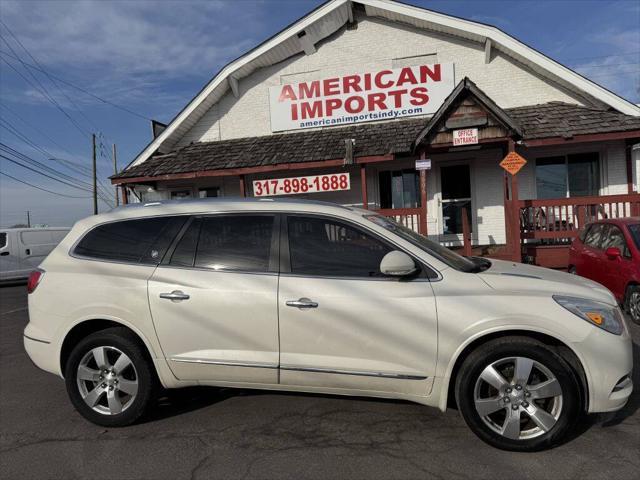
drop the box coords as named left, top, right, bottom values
left=553, top=296, right=624, bottom=335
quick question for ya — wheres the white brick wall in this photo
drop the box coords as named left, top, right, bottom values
left=178, top=14, right=590, bottom=146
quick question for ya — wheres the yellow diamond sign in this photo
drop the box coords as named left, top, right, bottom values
left=500, top=152, right=527, bottom=175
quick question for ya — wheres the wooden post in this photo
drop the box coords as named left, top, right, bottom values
left=360, top=164, right=368, bottom=209
left=239, top=175, right=246, bottom=197
left=461, top=206, right=472, bottom=257
left=508, top=139, right=521, bottom=262
left=626, top=141, right=634, bottom=195
left=121, top=186, right=128, bottom=205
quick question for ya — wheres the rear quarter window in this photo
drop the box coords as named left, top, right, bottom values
left=20, top=231, right=53, bottom=245
left=74, top=216, right=187, bottom=264
left=0, top=232, right=6, bottom=249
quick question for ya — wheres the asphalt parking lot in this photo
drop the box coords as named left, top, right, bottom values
left=1, top=284, right=638, bottom=480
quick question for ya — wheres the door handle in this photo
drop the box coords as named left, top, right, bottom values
left=286, top=297, right=318, bottom=309
left=159, top=290, right=190, bottom=301
left=0, top=252, right=8, bottom=256
left=25, top=249, right=31, bottom=255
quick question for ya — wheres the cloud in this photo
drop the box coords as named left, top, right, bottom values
left=573, top=28, right=640, bottom=103
left=0, top=0, right=261, bottom=109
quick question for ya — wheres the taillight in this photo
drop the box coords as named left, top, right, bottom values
left=27, top=269, right=44, bottom=294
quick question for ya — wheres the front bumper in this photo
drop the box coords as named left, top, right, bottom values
left=575, top=322, right=634, bottom=413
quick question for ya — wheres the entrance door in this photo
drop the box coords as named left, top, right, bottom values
left=148, top=214, right=280, bottom=384
left=440, top=164, right=472, bottom=236
left=278, top=214, right=437, bottom=396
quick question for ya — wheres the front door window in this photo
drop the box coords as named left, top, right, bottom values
left=440, top=164, right=472, bottom=235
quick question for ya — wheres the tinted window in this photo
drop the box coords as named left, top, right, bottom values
left=75, top=217, right=186, bottom=264
left=192, top=215, right=275, bottom=272
left=169, top=218, right=201, bottom=267
left=287, top=216, right=392, bottom=277
left=629, top=224, right=640, bottom=250
left=568, top=153, right=599, bottom=197
left=536, top=157, right=566, bottom=199
left=583, top=223, right=604, bottom=249
left=0, top=232, right=6, bottom=249
left=601, top=225, right=630, bottom=257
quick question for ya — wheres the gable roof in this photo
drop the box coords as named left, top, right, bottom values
left=127, top=0, right=640, bottom=171
left=413, top=77, right=523, bottom=149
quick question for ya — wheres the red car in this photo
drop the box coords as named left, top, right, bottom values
left=569, top=217, right=640, bottom=324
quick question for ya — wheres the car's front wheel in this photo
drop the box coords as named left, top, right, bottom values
left=455, top=336, right=581, bottom=451
left=64, top=327, right=158, bottom=427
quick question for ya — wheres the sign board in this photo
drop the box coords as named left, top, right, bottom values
left=500, top=152, right=527, bottom=175
left=253, top=173, right=350, bottom=197
left=269, top=63, right=455, bottom=132
left=415, top=159, right=431, bottom=171
left=452, top=128, right=478, bottom=146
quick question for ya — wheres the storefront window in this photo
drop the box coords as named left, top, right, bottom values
left=379, top=170, right=420, bottom=209
left=441, top=164, right=472, bottom=235
left=536, top=153, right=599, bottom=199
left=199, top=187, right=220, bottom=198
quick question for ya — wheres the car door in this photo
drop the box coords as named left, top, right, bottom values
left=148, top=214, right=280, bottom=384
left=599, top=224, right=632, bottom=301
left=278, top=214, right=438, bottom=397
left=0, top=231, right=23, bottom=281
left=579, top=223, right=605, bottom=282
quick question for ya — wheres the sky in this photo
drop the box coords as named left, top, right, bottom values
left=0, top=0, right=638, bottom=228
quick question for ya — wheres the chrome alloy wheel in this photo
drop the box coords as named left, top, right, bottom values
left=76, top=346, right=139, bottom=415
left=630, top=291, right=640, bottom=323
left=474, top=357, right=563, bottom=440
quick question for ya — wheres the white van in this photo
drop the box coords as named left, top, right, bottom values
left=0, top=228, right=70, bottom=282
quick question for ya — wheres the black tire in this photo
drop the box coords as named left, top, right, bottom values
left=455, top=336, right=581, bottom=451
left=625, top=285, right=640, bottom=325
left=64, top=327, right=158, bottom=427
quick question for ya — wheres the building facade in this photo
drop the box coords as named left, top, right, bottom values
left=112, top=0, right=640, bottom=267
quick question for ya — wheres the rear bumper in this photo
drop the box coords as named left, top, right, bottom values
left=23, top=328, right=60, bottom=377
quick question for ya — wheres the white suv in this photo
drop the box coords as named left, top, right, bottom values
left=24, top=199, right=632, bottom=451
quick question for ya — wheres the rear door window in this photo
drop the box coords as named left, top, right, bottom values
left=0, top=232, right=6, bottom=249
left=169, top=215, right=277, bottom=272
left=74, top=216, right=187, bottom=264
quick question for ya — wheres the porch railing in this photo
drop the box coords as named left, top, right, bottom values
left=518, top=193, right=640, bottom=242
left=375, top=207, right=426, bottom=234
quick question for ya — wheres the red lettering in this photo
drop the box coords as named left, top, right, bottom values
left=409, top=87, right=429, bottom=106
left=387, top=89, right=407, bottom=108
left=367, top=93, right=387, bottom=111
left=374, top=70, right=393, bottom=89
left=396, top=67, right=418, bottom=86
left=290, top=103, right=298, bottom=120
left=363, top=72, right=372, bottom=91
left=301, top=101, right=323, bottom=119
left=419, top=64, right=441, bottom=83
left=345, top=95, right=365, bottom=113
left=343, top=74, right=362, bottom=94
left=278, top=85, right=297, bottom=102
left=299, top=80, right=320, bottom=99
left=323, top=77, right=340, bottom=96
left=325, top=98, right=342, bottom=116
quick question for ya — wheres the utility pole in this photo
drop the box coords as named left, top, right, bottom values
left=26, top=210, right=31, bottom=228
left=92, top=133, right=98, bottom=215
left=113, top=143, right=119, bottom=206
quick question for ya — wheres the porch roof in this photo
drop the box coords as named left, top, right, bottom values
left=113, top=102, right=640, bottom=182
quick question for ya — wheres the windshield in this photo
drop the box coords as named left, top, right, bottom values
left=628, top=224, right=640, bottom=250
left=365, top=214, right=481, bottom=272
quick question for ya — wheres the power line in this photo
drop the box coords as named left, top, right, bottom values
left=0, top=19, right=100, bottom=134
left=0, top=49, right=153, bottom=121
left=0, top=54, right=91, bottom=139
left=0, top=171, right=91, bottom=198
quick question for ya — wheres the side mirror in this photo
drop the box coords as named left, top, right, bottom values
left=380, top=250, right=417, bottom=277
left=605, top=247, right=621, bottom=260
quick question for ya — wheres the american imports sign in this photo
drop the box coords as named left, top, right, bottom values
left=269, top=63, right=455, bottom=132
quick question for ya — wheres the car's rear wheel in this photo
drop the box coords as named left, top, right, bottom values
left=455, top=336, right=581, bottom=451
left=625, top=285, right=640, bottom=325
left=64, top=327, right=158, bottom=427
